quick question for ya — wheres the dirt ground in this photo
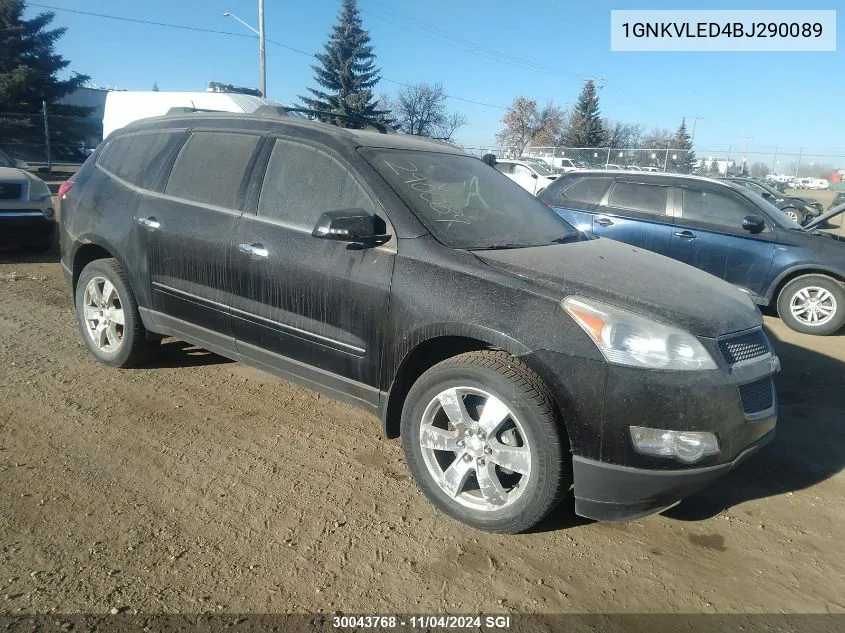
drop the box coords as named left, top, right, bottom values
left=0, top=248, right=843, bottom=617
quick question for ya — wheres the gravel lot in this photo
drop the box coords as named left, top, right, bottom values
left=0, top=247, right=843, bottom=617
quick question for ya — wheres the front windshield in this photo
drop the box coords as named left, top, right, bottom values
left=524, top=158, right=552, bottom=173
left=364, top=149, right=580, bottom=249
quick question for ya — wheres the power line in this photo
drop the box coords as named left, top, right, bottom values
left=362, top=0, right=595, bottom=81
left=29, top=2, right=510, bottom=111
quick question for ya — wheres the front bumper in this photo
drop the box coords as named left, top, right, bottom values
left=572, top=428, right=775, bottom=521
left=526, top=327, right=779, bottom=521
left=0, top=210, right=55, bottom=246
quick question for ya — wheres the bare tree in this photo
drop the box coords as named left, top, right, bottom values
left=496, top=97, right=565, bottom=154
left=602, top=120, right=643, bottom=149
left=389, top=82, right=466, bottom=140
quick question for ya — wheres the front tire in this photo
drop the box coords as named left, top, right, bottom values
left=777, top=275, right=845, bottom=335
left=74, top=258, right=157, bottom=367
left=401, top=350, right=569, bottom=533
left=782, top=207, right=805, bottom=224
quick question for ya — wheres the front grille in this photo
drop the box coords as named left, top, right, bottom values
left=719, top=329, right=769, bottom=365
left=738, top=377, right=775, bottom=414
left=0, top=183, right=23, bottom=200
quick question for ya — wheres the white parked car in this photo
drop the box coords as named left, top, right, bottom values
left=494, top=159, right=558, bottom=195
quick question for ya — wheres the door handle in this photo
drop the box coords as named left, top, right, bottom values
left=674, top=230, right=697, bottom=239
left=137, top=216, right=160, bottom=230
left=238, top=242, right=269, bottom=258
left=595, top=217, right=614, bottom=227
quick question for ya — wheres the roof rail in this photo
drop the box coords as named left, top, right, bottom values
left=253, top=105, right=393, bottom=134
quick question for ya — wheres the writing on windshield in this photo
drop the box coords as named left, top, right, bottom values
left=383, top=159, right=471, bottom=225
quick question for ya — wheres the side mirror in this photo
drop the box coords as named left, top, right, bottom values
left=531, top=173, right=538, bottom=179
left=312, top=209, right=375, bottom=241
left=13, top=158, right=28, bottom=169
left=312, top=209, right=390, bottom=246
left=742, top=215, right=766, bottom=234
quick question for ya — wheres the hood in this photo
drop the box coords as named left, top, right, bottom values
left=805, top=202, right=845, bottom=231
left=473, top=238, right=761, bottom=338
left=0, top=167, right=28, bottom=181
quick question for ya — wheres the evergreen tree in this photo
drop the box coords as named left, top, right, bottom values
left=561, top=80, right=606, bottom=147
left=708, top=158, right=721, bottom=177
left=299, top=0, right=387, bottom=127
left=0, top=0, right=91, bottom=159
left=152, top=82, right=160, bottom=92
left=671, top=118, right=697, bottom=174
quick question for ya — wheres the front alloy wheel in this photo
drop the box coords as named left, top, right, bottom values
left=419, top=387, right=531, bottom=511
left=401, top=351, right=569, bottom=533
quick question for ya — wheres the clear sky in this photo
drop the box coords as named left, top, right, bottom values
left=25, top=0, right=844, bottom=163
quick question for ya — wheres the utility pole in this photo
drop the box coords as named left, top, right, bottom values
left=741, top=136, right=751, bottom=174
left=223, top=3, right=267, bottom=98
left=258, top=0, right=266, bottom=98
left=690, top=116, right=703, bottom=145
left=772, top=147, right=778, bottom=174
left=42, top=101, right=51, bottom=176
left=795, top=146, right=804, bottom=178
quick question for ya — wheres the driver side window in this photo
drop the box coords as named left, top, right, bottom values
left=681, top=188, right=756, bottom=230
left=258, top=139, right=373, bottom=229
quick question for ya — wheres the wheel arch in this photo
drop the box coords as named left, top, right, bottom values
left=380, top=328, right=535, bottom=439
left=765, top=266, right=845, bottom=306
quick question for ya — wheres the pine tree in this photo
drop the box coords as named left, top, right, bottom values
left=299, top=0, right=387, bottom=127
left=0, top=0, right=91, bottom=159
left=708, top=158, right=721, bottom=177
left=561, top=80, right=606, bottom=147
left=152, top=82, right=160, bottom=92
left=671, top=118, right=697, bottom=174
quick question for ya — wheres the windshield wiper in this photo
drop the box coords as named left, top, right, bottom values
left=550, top=234, right=582, bottom=244
left=473, top=243, right=536, bottom=250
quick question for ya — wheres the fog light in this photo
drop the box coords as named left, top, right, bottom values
left=44, top=208, right=54, bottom=218
left=630, top=426, right=719, bottom=464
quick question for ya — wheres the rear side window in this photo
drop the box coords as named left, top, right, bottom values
left=549, top=176, right=612, bottom=206
left=165, top=132, right=260, bottom=209
left=607, top=182, right=668, bottom=215
left=258, top=139, right=373, bottom=229
left=98, top=131, right=180, bottom=188
left=681, top=188, right=753, bottom=228
left=495, top=163, right=514, bottom=175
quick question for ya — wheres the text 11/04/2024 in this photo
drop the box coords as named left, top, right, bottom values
left=332, top=615, right=512, bottom=629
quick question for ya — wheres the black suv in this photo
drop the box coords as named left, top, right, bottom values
left=60, top=110, right=778, bottom=533
left=719, top=176, right=824, bottom=225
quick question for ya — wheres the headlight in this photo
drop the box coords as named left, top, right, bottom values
left=562, top=296, right=717, bottom=371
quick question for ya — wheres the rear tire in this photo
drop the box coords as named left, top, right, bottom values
left=777, top=275, right=845, bottom=335
left=401, top=350, right=570, bottom=533
left=74, top=258, right=157, bottom=367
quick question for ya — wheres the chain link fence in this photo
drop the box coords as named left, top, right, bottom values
left=462, top=145, right=845, bottom=188
left=1, top=106, right=99, bottom=171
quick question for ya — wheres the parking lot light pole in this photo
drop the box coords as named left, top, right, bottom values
left=223, top=4, right=267, bottom=98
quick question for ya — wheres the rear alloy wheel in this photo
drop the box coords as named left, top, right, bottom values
left=401, top=350, right=569, bottom=533
left=777, top=275, right=845, bottom=335
left=75, top=258, right=157, bottom=366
